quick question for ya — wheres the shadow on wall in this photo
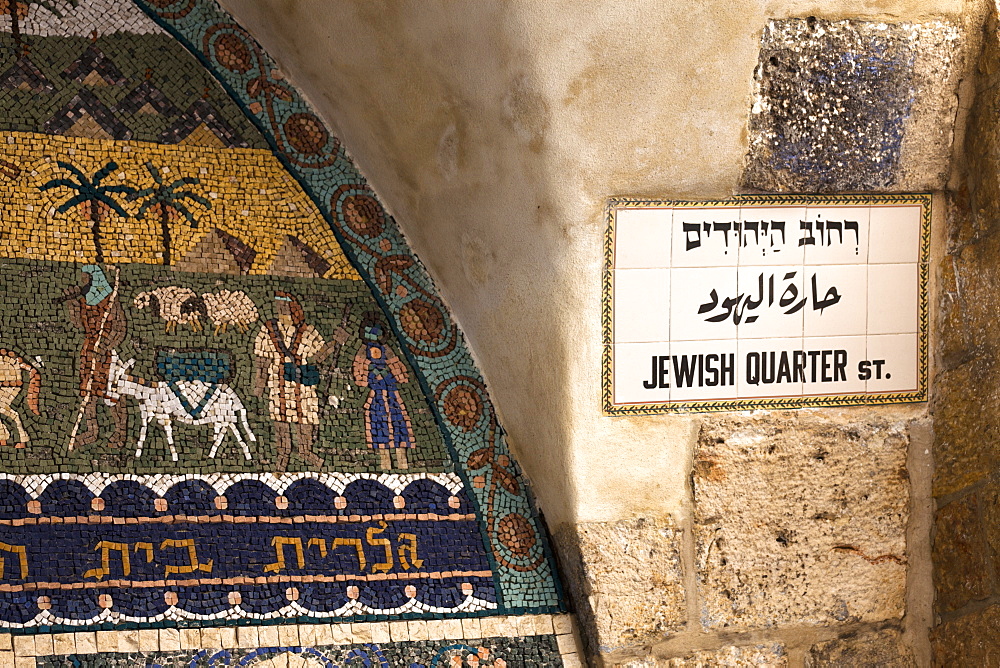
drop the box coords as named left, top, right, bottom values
left=214, top=0, right=580, bottom=529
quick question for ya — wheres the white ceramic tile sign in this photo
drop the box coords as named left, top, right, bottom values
left=603, top=195, right=930, bottom=414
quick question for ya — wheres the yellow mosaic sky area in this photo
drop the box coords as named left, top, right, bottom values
left=0, top=131, right=360, bottom=279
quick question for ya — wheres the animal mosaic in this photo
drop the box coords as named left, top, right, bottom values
left=106, top=349, right=256, bottom=461
left=134, top=285, right=206, bottom=332
left=201, top=288, right=259, bottom=334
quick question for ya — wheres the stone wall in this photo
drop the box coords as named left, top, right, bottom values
left=557, top=412, right=931, bottom=666
left=0, top=0, right=983, bottom=665
left=931, top=3, right=1000, bottom=663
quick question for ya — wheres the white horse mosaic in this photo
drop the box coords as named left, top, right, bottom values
left=106, top=349, right=256, bottom=461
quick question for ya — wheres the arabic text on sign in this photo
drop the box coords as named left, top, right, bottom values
left=698, top=272, right=842, bottom=325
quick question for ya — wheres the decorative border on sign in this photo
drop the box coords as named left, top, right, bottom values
left=602, top=193, right=931, bottom=415
left=125, top=0, right=562, bottom=619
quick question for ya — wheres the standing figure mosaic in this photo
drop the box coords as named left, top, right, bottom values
left=0, top=348, right=41, bottom=448
left=59, top=264, right=127, bottom=449
left=353, top=314, right=414, bottom=470
left=253, top=291, right=335, bottom=470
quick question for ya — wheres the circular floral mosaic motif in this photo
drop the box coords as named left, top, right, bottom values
left=399, top=298, right=445, bottom=343
left=443, top=384, right=484, bottom=431
left=213, top=33, right=253, bottom=73
left=341, top=193, right=386, bottom=238
left=497, top=513, right=536, bottom=556
left=285, top=113, right=329, bottom=155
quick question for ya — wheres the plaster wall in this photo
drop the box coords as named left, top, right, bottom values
left=219, top=0, right=974, bottom=526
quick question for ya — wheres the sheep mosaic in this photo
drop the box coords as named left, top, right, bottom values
left=134, top=286, right=206, bottom=333
left=202, top=289, right=259, bottom=334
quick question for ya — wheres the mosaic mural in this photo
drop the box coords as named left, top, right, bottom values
left=0, top=0, right=562, bottom=640
left=33, top=634, right=564, bottom=667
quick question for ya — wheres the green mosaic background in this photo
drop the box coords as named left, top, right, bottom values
left=0, top=32, right=264, bottom=145
left=0, top=258, right=448, bottom=474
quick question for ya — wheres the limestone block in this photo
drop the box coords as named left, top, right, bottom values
left=935, top=254, right=967, bottom=366
left=556, top=517, right=685, bottom=654
left=931, top=603, right=1000, bottom=666
left=932, top=357, right=1000, bottom=497
left=966, top=11, right=1000, bottom=219
left=806, top=628, right=916, bottom=667
left=695, top=415, right=908, bottom=630
left=664, top=645, right=786, bottom=667
left=743, top=18, right=962, bottom=193
left=932, top=492, right=992, bottom=614
left=980, top=478, right=1000, bottom=562
left=611, top=644, right=787, bottom=667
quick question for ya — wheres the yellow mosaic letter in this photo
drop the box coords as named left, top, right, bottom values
left=83, top=541, right=130, bottom=581
left=134, top=542, right=154, bottom=564
left=307, top=537, right=328, bottom=558
left=0, top=542, right=28, bottom=579
left=396, top=533, right=424, bottom=571
left=331, top=538, right=366, bottom=572
left=264, top=536, right=304, bottom=573
left=160, top=538, right=214, bottom=577
left=366, top=521, right=393, bottom=574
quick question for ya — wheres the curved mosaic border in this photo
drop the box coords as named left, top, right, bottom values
left=8, top=594, right=497, bottom=630
left=129, top=0, right=562, bottom=615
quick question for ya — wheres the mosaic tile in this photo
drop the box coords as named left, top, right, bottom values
left=0, top=0, right=563, bottom=642
left=32, top=633, right=566, bottom=667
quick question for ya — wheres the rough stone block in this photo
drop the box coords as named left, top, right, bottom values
left=556, top=517, right=685, bottom=654
left=74, top=632, right=97, bottom=655
left=743, top=18, right=962, bottom=193
left=935, top=254, right=970, bottom=374
left=610, top=644, right=787, bottom=667
left=933, top=230, right=1000, bottom=496
left=806, top=628, right=916, bottom=667
left=932, top=603, right=1000, bottom=666
left=932, top=492, right=993, bottom=614
left=51, top=633, right=75, bottom=655
left=664, top=645, right=787, bottom=667
left=158, top=628, right=180, bottom=652
left=695, top=415, right=908, bottom=630
left=965, top=11, right=1000, bottom=221
left=981, top=478, right=1000, bottom=563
